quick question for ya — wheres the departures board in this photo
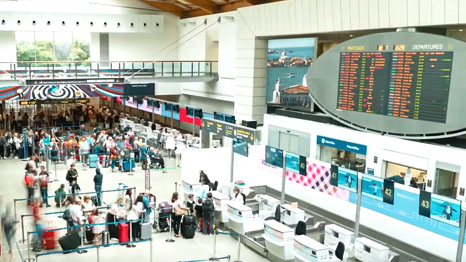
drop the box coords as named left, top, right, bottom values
left=337, top=50, right=453, bottom=123
left=307, top=32, right=466, bottom=137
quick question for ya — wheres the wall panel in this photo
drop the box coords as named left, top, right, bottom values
left=358, top=0, right=369, bottom=29
left=406, top=0, right=420, bottom=26
left=316, top=0, right=326, bottom=32
left=323, top=0, right=334, bottom=32
left=459, top=0, right=466, bottom=23
left=309, top=0, right=318, bottom=32
left=349, top=0, right=360, bottom=30
left=389, top=0, right=408, bottom=27
left=331, top=0, right=342, bottom=31
left=295, top=0, right=305, bottom=33
left=378, top=0, right=390, bottom=28
left=419, top=0, right=432, bottom=25
left=340, top=0, right=351, bottom=30
left=368, top=0, right=379, bottom=28
left=445, top=0, right=459, bottom=24
left=431, top=0, right=446, bottom=25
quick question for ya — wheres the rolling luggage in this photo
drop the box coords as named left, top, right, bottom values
left=91, top=196, right=98, bottom=207
left=183, top=215, right=195, bottom=226
left=140, top=222, right=151, bottom=240
left=182, top=224, right=196, bottom=239
left=19, top=147, right=25, bottom=159
left=158, top=213, right=170, bottom=231
left=101, top=230, right=110, bottom=246
left=159, top=202, right=173, bottom=214
left=42, top=227, right=56, bottom=249
left=122, top=159, right=135, bottom=171
left=89, top=154, right=98, bottom=168
left=85, top=226, right=93, bottom=244
left=58, top=229, right=81, bottom=251
left=118, top=223, right=129, bottom=243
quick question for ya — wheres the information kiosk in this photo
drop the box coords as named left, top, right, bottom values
left=262, top=220, right=295, bottom=262
left=293, top=235, right=333, bottom=262
left=324, top=224, right=354, bottom=258
left=181, top=179, right=200, bottom=202
left=226, top=201, right=263, bottom=235
left=212, top=191, right=230, bottom=223
left=355, top=237, right=390, bottom=262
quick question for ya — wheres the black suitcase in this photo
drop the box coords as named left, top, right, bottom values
left=183, top=215, right=196, bottom=226
left=182, top=224, right=196, bottom=239
left=85, top=226, right=93, bottom=244
left=19, top=147, right=24, bottom=159
left=58, top=229, right=82, bottom=251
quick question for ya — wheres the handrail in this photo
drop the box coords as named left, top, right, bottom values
left=1, top=60, right=219, bottom=63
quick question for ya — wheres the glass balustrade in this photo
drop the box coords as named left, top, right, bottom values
left=0, top=61, right=218, bottom=80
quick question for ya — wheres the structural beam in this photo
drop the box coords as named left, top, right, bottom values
left=143, top=0, right=186, bottom=17
left=187, top=1, right=252, bottom=17
left=182, top=0, right=216, bottom=13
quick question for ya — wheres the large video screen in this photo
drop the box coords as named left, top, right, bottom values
left=337, top=51, right=453, bottom=123
left=266, top=38, right=317, bottom=110
left=337, top=167, right=358, bottom=193
left=285, top=152, right=307, bottom=175
left=265, top=145, right=284, bottom=168
left=233, top=138, right=248, bottom=157
left=419, top=191, right=462, bottom=227
left=306, top=32, right=466, bottom=136
left=361, top=174, right=395, bottom=205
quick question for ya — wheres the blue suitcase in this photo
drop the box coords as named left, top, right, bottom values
left=122, top=159, right=136, bottom=171
left=89, top=154, right=98, bottom=168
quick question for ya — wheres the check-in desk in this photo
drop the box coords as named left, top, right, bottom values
left=181, top=180, right=200, bottom=202
left=226, top=201, right=263, bottom=235
left=355, top=237, right=389, bottom=262
left=324, top=224, right=354, bottom=258
left=293, top=235, right=333, bottom=262
left=281, top=204, right=305, bottom=226
left=212, top=191, right=230, bottom=223
left=262, top=220, right=295, bottom=262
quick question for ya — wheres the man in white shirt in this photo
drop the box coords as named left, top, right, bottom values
left=69, top=199, right=88, bottom=254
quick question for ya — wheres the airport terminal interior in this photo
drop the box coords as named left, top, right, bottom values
left=3, top=0, right=466, bottom=262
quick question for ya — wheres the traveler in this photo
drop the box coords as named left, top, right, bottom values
left=93, top=168, right=103, bottom=206
left=66, top=163, right=78, bottom=186
left=202, top=192, right=215, bottom=235
left=38, top=166, right=51, bottom=207
left=171, top=192, right=188, bottom=238
left=196, top=181, right=210, bottom=199
left=89, top=208, right=102, bottom=245
left=31, top=199, right=50, bottom=252
left=142, top=190, right=155, bottom=222
left=69, top=198, right=87, bottom=254
left=24, top=169, right=36, bottom=205
left=82, top=195, right=95, bottom=214
left=386, top=172, right=406, bottom=185
left=54, top=184, right=67, bottom=207
left=125, top=189, right=142, bottom=242
left=186, top=194, right=195, bottom=214
left=110, top=145, right=119, bottom=172
left=1, top=206, right=16, bottom=260
left=140, top=144, right=148, bottom=170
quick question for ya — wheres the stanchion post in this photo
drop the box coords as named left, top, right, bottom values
left=129, top=153, right=134, bottom=176
left=455, top=208, right=466, bottom=262
left=26, top=232, right=32, bottom=262
left=150, top=237, right=153, bottom=262
left=53, top=162, right=58, bottom=182
left=45, top=146, right=50, bottom=175
left=127, top=220, right=135, bottom=248
left=20, top=215, right=26, bottom=243
left=97, top=245, right=101, bottom=262
left=165, top=215, right=175, bottom=243
left=175, top=182, right=177, bottom=193
left=280, top=152, right=287, bottom=204
left=14, top=199, right=17, bottom=221
left=353, top=175, right=363, bottom=242
left=234, top=234, right=242, bottom=262
left=79, top=225, right=88, bottom=254
left=209, top=231, right=218, bottom=261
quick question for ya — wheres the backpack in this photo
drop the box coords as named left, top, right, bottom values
left=62, top=207, right=71, bottom=221
left=202, top=198, right=214, bottom=217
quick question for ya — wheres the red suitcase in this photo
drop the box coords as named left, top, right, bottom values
left=118, top=223, right=129, bottom=243
left=42, top=227, right=56, bottom=249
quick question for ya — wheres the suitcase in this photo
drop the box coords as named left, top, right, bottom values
left=183, top=215, right=195, bottom=226
left=159, top=202, right=173, bottom=214
left=200, top=218, right=210, bottom=234
left=101, top=230, right=110, bottom=246
left=42, top=227, right=56, bottom=249
left=118, top=223, right=129, bottom=243
left=85, top=226, right=93, bottom=244
left=19, top=147, right=25, bottom=159
left=89, top=154, right=98, bottom=168
left=58, top=229, right=82, bottom=251
left=182, top=224, right=196, bottom=239
left=140, top=222, right=151, bottom=240
left=99, top=154, right=104, bottom=164
left=102, top=155, right=109, bottom=168
left=91, top=196, right=98, bottom=207
left=122, top=159, right=135, bottom=171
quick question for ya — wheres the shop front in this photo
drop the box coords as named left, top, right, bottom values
left=316, top=135, right=367, bottom=172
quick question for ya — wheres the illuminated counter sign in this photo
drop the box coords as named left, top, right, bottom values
left=19, top=101, right=37, bottom=105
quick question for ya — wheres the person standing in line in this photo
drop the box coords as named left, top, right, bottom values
left=93, top=168, right=103, bottom=206
left=202, top=192, right=215, bottom=235
left=24, top=168, right=36, bottom=206
left=140, top=144, right=148, bottom=170
left=171, top=192, right=188, bottom=238
left=2, top=205, right=16, bottom=260
left=142, top=190, right=155, bottom=223
left=0, top=133, right=6, bottom=159
left=38, top=166, right=51, bottom=208
left=66, top=163, right=78, bottom=187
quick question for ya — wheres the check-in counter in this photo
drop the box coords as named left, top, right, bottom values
left=355, top=237, right=389, bottom=262
left=181, top=179, right=200, bottom=202
left=262, top=220, right=295, bottom=261
left=324, top=224, right=354, bottom=258
left=293, top=235, right=333, bottom=262
left=212, top=191, right=230, bottom=223
left=226, top=201, right=263, bottom=235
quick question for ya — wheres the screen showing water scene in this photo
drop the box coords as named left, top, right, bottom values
left=266, top=38, right=317, bottom=111
left=430, top=194, right=462, bottom=227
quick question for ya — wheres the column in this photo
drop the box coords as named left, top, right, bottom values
left=234, top=14, right=267, bottom=125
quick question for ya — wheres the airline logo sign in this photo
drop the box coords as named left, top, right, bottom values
left=317, top=135, right=367, bottom=155
left=201, top=119, right=256, bottom=144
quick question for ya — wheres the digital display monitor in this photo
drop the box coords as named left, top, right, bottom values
left=361, top=174, right=395, bottom=205
left=214, top=112, right=224, bottom=121
left=337, top=51, right=453, bottom=123
left=285, top=152, right=307, bottom=175
left=265, top=145, right=284, bottom=168
left=337, top=167, right=358, bottom=193
left=224, top=114, right=236, bottom=124
left=419, top=191, right=462, bottom=227
left=233, top=138, right=248, bottom=157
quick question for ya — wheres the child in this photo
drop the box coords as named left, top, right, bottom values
left=186, top=194, right=194, bottom=214
left=54, top=184, right=67, bottom=207
left=89, top=209, right=102, bottom=245
left=71, top=180, right=81, bottom=195
left=194, top=198, right=203, bottom=231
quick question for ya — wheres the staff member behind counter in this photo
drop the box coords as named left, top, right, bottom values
left=232, top=187, right=245, bottom=205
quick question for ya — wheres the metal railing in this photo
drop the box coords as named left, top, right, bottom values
left=0, top=60, right=218, bottom=80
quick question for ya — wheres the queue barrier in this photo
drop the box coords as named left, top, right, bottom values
left=210, top=231, right=242, bottom=262
left=13, top=186, right=136, bottom=220
left=178, top=255, right=231, bottom=262
left=27, top=218, right=152, bottom=262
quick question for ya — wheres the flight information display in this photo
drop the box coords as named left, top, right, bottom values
left=337, top=51, right=453, bottom=123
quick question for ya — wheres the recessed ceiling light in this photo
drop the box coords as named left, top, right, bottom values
left=460, top=29, right=463, bottom=32
left=350, top=35, right=354, bottom=37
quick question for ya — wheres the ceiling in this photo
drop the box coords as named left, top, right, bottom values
left=141, top=0, right=282, bottom=18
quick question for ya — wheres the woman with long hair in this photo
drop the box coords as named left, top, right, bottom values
left=171, top=192, right=188, bottom=237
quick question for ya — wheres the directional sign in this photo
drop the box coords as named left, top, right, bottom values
left=201, top=119, right=256, bottom=144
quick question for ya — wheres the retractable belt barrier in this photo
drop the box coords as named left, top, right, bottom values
left=210, top=231, right=242, bottom=262
left=178, top=256, right=231, bottom=262
left=13, top=186, right=136, bottom=221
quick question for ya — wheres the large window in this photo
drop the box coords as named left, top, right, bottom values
left=15, top=32, right=91, bottom=65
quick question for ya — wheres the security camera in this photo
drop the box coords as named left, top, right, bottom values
left=47, top=21, right=50, bottom=25
left=103, top=22, right=107, bottom=26
left=156, top=23, right=159, bottom=27
left=143, top=23, right=146, bottom=27
left=1, top=20, right=5, bottom=25
left=17, top=20, right=21, bottom=25
left=117, top=22, right=120, bottom=27
left=90, top=22, right=93, bottom=26
left=76, top=21, right=80, bottom=26
left=62, top=21, right=65, bottom=25
left=32, top=20, right=36, bottom=25
left=130, top=22, right=133, bottom=27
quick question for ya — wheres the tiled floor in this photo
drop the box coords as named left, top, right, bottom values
left=0, top=157, right=269, bottom=262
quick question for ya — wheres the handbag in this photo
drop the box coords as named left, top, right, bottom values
left=175, top=206, right=187, bottom=216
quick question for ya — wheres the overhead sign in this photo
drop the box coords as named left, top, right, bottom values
left=19, top=99, right=90, bottom=105
left=123, top=83, right=155, bottom=96
left=26, top=78, right=124, bottom=85
left=145, top=169, right=151, bottom=191
left=201, top=119, right=256, bottom=144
